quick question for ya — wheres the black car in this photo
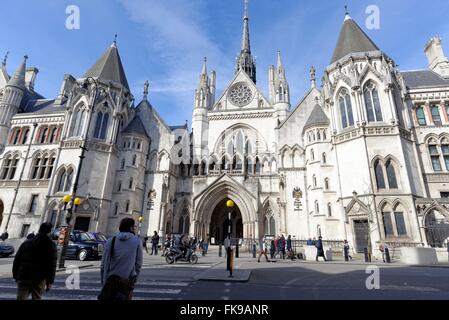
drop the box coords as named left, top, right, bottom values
left=52, top=230, right=104, bottom=261
left=0, top=241, right=14, bottom=257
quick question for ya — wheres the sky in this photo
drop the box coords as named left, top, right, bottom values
left=1, top=0, right=449, bottom=126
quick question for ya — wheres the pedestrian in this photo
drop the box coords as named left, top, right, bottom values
left=203, top=234, right=209, bottom=256
left=315, top=236, right=327, bottom=262
left=142, top=236, right=149, bottom=254
left=26, top=232, right=35, bottom=240
left=12, top=222, right=57, bottom=300
left=270, top=239, right=276, bottom=259
left=151, top=231, right=159, bottom=255
left=343, top=240, right=352, bottom=261
left=312, top=237, right=317, bottom=246
left=379, top=242, right=386, bottom=263
left=306, top=238, right=312, bottom=246
left=162, top=235, right=171, bottom=257
left=286, top=235, right=294, bottom=259
left=274, top=237, right=280, bottom=259
left=99, top=218, right=143, bottom=301
left=280, top=235, right=286, bottom=259
left=257, top=236, right=270, bottom=263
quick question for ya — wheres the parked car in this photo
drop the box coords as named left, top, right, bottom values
left=51, top=229, right=104, bottom=261
left=89, top=232, right=108, bottom=245
left=0, top=241, right=15, bottom=257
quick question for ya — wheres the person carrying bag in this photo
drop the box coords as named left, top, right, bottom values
left=98, top=218, right=143, bottom=301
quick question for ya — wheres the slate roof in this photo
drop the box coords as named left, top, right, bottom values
left=401, top=70, right=449, bottom=89
left=122, top=115, right=149, bottom=137
left=83, top=44, right=130, bottom=91
left=331, top=15, right=380, bottom=64
left=303, top=104, right=329, bottom=130
left=21, top=99, right=65, bottom=114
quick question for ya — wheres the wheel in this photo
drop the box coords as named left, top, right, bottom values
left=78, top=249, right=88, bottom=261
left=190, top=254, right=198, bottom=264
left=165, top=253, right=175, bottom=265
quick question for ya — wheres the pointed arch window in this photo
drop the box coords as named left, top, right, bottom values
left=94, top=111, right=109, bottom=140
left=71, top=108, right=86, bottom=137
left=178, top=209, right=190, bottom=234
left=429, top=145, right=442, bottom=171
left=113, top=203, right=119, bottom=216
left=364, top=81, right=383, bottom=122
left=269, top=217, right=276, bottom=236
left=311, top=149, right=315, bottom=161
left=31, top=154, right=55, bottom=180
left=431, top=105, right=442, bottom=125
left=121, top=159, right=125, bottom=169
left=132, top=155, right=137, bottom=166
left=416, top=106, right=427, bottom=126
left=327, top=203, right=332, bottom=217
left=57, top=167, right=73, bottom=192
left=339, top=89, right=354, bottom=129
left=313, top=174, right=317, bottom=187
left=129, top=177, right=134, bottom=190
left=374, top=160, right=386, bottom=189
left=322, top=153, right=327, bottom=164
left=324, top=178, right=330, bottom=190
left=125, top=200, right=130, bottom=213
left=315, top=201, right=320, bottom=214
left=386, top=160, right=398, bottom=189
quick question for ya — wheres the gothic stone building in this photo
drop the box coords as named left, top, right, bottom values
left=1, top=5, right=449, bottom=253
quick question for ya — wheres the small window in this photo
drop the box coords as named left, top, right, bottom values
left=429, top=145, right=442, bottom=171
left=416, top=107, right=426, bottom=126
left=375, top=160, right=386, bottom=189
left=442, top=145, right=449, bottom=171
left=322, top=153, right=327, bottom=164
left=327, top=203, right=332, bottom=217
left=114, top=203, right=119, bottom=216
left=313, top=175, right=317, bottom=187
left=125, top=200, right=130, bottom=212
left=440, top=192, right=449, bottom=198
left=311, top=149, right=315, bottom=161
left=132, top=155, right=137, bottom=166
left=121, top=159, right=125, bottom=169
left=29, top=195, right=39, bottom=214
left=129, top=178, right=133, bottom=190
left=382, top=212, right=394, bottom=237
left=315, top=200, right=319, bottom=214
left=324, top=178, right=329, bottom=190
left=431, top=105, right=442, bottom=125
left=117, top=181, right=122, bottom=192
left=386, top=160, right=398, bottom=189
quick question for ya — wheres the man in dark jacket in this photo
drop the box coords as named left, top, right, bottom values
left=13, top=223, right=57, bottom=300
left=315, top=236, right=327, bottom=262
left=151, top=231, right=160, bottom=255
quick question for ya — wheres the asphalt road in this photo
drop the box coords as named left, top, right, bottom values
left=1, top=256, right=448, bottom=300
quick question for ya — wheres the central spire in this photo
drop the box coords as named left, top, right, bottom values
left=235, top=0, right=256, bottom=83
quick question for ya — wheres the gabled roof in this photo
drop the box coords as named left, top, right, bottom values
left=331, top=15, right=380, bottom=64
left=122, top=115, right=149, bottom=138
left=401, top=70, right=449, bottom=89
left=21, top=99, right=64, bottom=114
left=303, top=104, right=329, bottom=130
left=83, top=43, right=130, bottom=91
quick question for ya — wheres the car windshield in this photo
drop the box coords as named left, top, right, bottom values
left=95, top=233, right=107, bottom=242
left=77, top=232, right=95, bottom=242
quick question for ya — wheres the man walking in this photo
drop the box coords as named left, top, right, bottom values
left=142, top=236, right=149, bottom=254
left=99, top=218, right=143, bottom=300
left=12, top=222, right=57, bottom=300
left=151, top=231, right=160, bottom=255
left=315, top=236, right=327, bottom=262
left=257, top=236, right=270, bottom=263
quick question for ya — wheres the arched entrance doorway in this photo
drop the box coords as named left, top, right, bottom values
left=209, top=199, right=243, bottom=245
left=0, top=199, right=4, bottom=228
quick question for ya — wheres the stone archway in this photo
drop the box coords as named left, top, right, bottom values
left=192, top=175, right=258, bottom=240
left=209, top=198, right=244, bottom=244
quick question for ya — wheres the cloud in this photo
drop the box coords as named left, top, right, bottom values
left=119, top=0, right=234, bottom=122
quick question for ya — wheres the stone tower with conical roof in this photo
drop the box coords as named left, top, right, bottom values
left=0, top=56, right=27, bottom=151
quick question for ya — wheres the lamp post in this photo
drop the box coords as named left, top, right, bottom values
left=57, top=76, right=104, bottom=269
left=226, top=199, right=234, bottom=238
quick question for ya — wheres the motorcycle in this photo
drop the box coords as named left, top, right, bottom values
left=165, top=245, right=198, bottom=264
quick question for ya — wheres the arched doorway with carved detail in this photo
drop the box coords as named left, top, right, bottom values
left=209, top=198, right=243, bottom=244
left=424, top=209, right=449, bottom=248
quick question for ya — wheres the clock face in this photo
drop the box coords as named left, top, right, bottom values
left=228, top=82, right=253, bottom=107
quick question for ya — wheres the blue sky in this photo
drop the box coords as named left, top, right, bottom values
left=2, top=0, right=449, bottom=126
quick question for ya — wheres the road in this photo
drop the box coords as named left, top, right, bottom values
left=1, top=252, right=449, bottom=300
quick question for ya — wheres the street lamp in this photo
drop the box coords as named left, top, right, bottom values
left=58, top=76, right=105, bottom=269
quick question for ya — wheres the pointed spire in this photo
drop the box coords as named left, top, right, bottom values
left=143, top=80, right=149, bottom=100
left=7, top=55, right=27, bottom=88
left=310, top=66, right=316, bottom=88
left=112, top=33, right=118, bottom=48
left=2, top=51, right=9, bottom=67
left=201, top=57, right=208, bottom=75
left=241, top=0, right=250, bottom=53
left=277, top=50, right=282, bottom=68
left=331, top=11, right=380, bottom=63
left=344, top=5, right=351, bottom=21
left=84, top=42, right=130, bottom=90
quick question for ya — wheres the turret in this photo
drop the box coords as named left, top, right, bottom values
left=425, top=37, right=449, bottom=78
left=271, top=51, right=290, bottom=122
left=0, top=56, right=27, bottom=150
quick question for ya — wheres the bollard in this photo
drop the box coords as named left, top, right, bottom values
left=235, top=243, right=239, bottom=258
left=385, top=247, right=391, bottom=263
left=219, top=244, right=222, bottom=257
left=227, top=247, right=233, bottom=277
left=363, top=247, right=371, bottom=262
left=252, top=244, right=256, bottom=258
